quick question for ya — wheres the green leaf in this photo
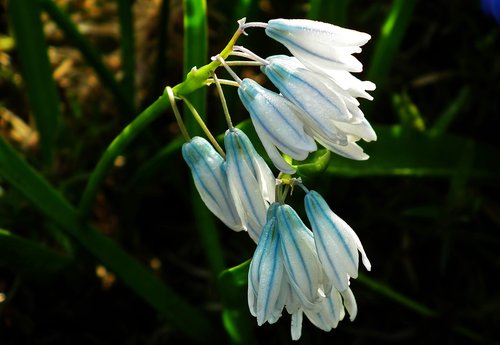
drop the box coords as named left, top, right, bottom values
left=308, top=0, right=348, bottom=26
left=218, top=259, right=256, bottom=345
left=326, top=125, right=500, bottom=178
left=0, top=229, right=71, bottom=278
left=0, top=137, right=216, bottom=343
left=8, top=0, right=62, bottom=165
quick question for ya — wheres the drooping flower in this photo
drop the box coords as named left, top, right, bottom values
left=304, top=190, right=371, bottom=292
left=265, top=18, right=371, bottom=74
left=248, top=196, right=365, bottom=340
left=224, top=127, right=276, bottom=242
left=182, top=136, right=243, bottom=231
left=261, top=55, right=376, bottom=161
left=237, top=78, right=317, bottom=174
left=247, top=204, right=286, bottom=325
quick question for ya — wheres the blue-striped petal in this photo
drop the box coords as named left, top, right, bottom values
left=265, top=18, right=371, bottom=73
left=224, top=128, right=275, bottom=242
left=238, top=78, right=317, bottom=173
left=304, top=190, right=371, bottom=292
left=182, top=137, right=242, bottom=230
left=276, top=204, right=323, bottom=308
left=262, top=55, right=352, bottom=127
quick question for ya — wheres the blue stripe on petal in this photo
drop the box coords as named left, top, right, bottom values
left=182, top=137, right=242, bottom=229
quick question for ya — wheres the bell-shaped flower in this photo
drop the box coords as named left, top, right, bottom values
left=248, top=204, right=286, bottom=325
left=265, top=18, right=371, bottom=74
left=182, top=136, right=243, bottom=231
left=261, top=55, right=376, bottom=161
left=224, top=127, right=276, bottom=242
left=304, top=190, right=371, bottom=292
left=275, top=203, right=326, bottom=308
left=238, top=78, right=317, bottom=174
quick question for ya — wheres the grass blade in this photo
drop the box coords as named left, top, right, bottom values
left=7, top=0, right=61, bottom=165
left=365, top=0, right=417, bottom=117
left=78, top=95, right=171, bottom=219
left=308, top=0, right=348, bottom=26
left=0, top=137, right=216, bottom=342
left=0, top=228, right=71, bottom=278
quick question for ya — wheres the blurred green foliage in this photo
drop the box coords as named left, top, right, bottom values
left=0, top=0, right=499, bottom=344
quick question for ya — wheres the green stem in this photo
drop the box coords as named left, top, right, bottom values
left=0, top=137, right=216, bottom=342
left=181, top=96, right=225, bottom=158
left=78, top=95, right=171, bottom=219
left=9, top=0, right=61, bottom=166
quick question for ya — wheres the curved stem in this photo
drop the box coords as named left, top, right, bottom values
left=212, top=72, right=233, bottom=130
left=166, top=87, right=191, bottom=141
left=180, top=96, right=226, bottom=158
left=77, top=95, right=170, bottom=219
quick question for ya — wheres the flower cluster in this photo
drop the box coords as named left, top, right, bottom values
left=236, top=18, right=377, bottom=174
left=178, top=18, right=375, bottom=340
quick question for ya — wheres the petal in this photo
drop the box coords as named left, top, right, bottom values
left=290, top=309, right=304, bottom=341
left=251, top=117, right=298, bottom=174
left=314, top=133, right=370, bottom=161
left=238, top=78, right=317, bottom=161
left=305, top=191, right=367, bottom=291
left=248, top=215, right=287, bottom=325
left=334, top=117, right=377, bottom=142
left=262, top=55, right=352, bottom=124
left=225, top=129, right=272, bottom=241
left=304, top=287, right=344, bottom=331
left=182, top=137, right=242, bottom=230
left=266, top=19, right=371, bottom=73
left=276, top=204, right=324, bottom=307
left=341, top=287, right=358, bottom=321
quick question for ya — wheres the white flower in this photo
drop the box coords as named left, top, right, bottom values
left=182, top=136, right=243, bottom=231
left=237, top=78, right=317, bottom=174
left=248, top=198, right=365, bottom=340
left=265, top=18, right=371, bottom=73
left=304, top=190, right=371, bottom=292
left=224, top=127, right=276, bottom=242
left=261, top=54, right=376, bottom=161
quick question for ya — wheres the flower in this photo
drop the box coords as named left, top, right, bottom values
left=224, top=127, right=276, bottom=242
left=237, top=78, right=317, bottom=174
left=265, top=18, right=371, bottom=74
left=182, top=136, right=243, bottom=231
left=248, top=197, right=365, bottom=340
left=304, top=190, right=371, bottom=292
left=261, top=55, right=376, bottom=161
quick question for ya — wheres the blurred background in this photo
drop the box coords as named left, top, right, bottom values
left=0, top=0, right=499, bottom=344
